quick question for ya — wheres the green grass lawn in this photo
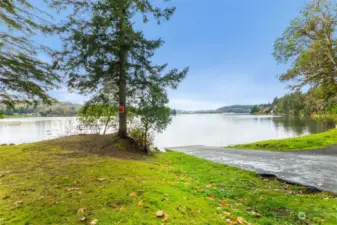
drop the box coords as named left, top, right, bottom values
left=1, top=135, right=337, bottom=225
left=231, top=128, right=337, bottom=151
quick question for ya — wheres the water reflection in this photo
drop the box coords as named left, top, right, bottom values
left=271, top=116, right=335, bottom=136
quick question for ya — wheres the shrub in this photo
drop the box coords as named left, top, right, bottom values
left=77, top=104, right=117, bottom=134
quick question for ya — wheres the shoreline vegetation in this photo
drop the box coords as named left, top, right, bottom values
left=1, top=134, right=336, bottom=224
left=231, top=128, right=337, bottom=151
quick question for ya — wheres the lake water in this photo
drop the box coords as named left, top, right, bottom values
left=0, top=114, right=334, bottom=148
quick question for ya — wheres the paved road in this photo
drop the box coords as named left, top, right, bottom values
left=168, top=146, right=337, bottom=194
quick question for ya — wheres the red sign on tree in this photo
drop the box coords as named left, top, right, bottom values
left=119, top=105, right=125, bottom=113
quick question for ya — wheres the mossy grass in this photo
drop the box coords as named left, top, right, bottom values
left=1, top=134, right=336, bottom=224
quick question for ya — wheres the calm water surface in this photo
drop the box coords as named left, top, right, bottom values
left=0, top=114, right=334, bottom=148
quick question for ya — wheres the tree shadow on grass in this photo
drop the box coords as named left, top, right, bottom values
left=43, top=134, right=151, bottom=161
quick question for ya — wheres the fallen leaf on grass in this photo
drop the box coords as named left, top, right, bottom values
left=259, top=196, right=264, bottom=200
left=77, top=208, right=87, bottom=214
left=0, top=171, right=9, bottom=177
left=225, top=218, right=232, bottom=224
left=156, top=210, right=164, bottom=217
left=90, top=219, right=98, bottom=225
left=130, top=192, right=137, bottom=197
left=225, top=220, right=238, bottom=225
left=251, top=211, right=261, bottom=217
left=80, top=217, right=86, bottom=222
left=94, top=178, right=105, bottom=182
left=111, top=204, right=117, bottom=208
left=223, top=211, right=232, bottom=216
left=67, top=187, right=80, bottom=191
left=162, top=214, right=169, bottom=222
left=237, top=217, right=247, bottom=224
left=1, top=195, right=9, bottom=200
left=138, top=200, right=143, bottom=207
left=220, top=200, right=230, bottom=206
left=205, top=184, right=212, bottom=188
left=13, top=200, right=23, bottom=206
left=209, top=194, right=215, bottom=200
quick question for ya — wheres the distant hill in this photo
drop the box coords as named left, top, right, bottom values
left=171, top=105, right=254, bottom=114
left=216, top=105, right=253, bottom=113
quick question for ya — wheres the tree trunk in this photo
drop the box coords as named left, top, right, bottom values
left=144, top=124, right=148, bottom=154
left=118, top=6, right=127, bottom=139
left=103, top=110, right=112, bottom=135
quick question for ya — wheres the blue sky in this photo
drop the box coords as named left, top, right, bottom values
left=34, top=0, right=307, bottom=110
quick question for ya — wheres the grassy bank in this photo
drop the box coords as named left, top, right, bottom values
left=231, top=128, right=337, bottom=151
left=1, top=135, right=337, bottom=224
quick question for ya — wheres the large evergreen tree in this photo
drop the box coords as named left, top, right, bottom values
left=0, top=0, right=60, bottom=107
left=53, top=0, right=188, bottom=138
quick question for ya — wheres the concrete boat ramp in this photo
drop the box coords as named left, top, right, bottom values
left=168, top=146, right=337, bottom=194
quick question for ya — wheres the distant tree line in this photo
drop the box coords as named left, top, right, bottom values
left=0, top=102, right=81, bottom=117
left=251, top=89, right=337, bottom=119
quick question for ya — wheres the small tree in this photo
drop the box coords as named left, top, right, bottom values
left=78, top=104, right=117, bottom=134
left=134, top=85, right=171, bottom=153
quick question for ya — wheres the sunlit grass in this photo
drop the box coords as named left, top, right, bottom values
left=231, top=128, right=337, bottom=151
left=1, top=135, right=336, bottom=224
